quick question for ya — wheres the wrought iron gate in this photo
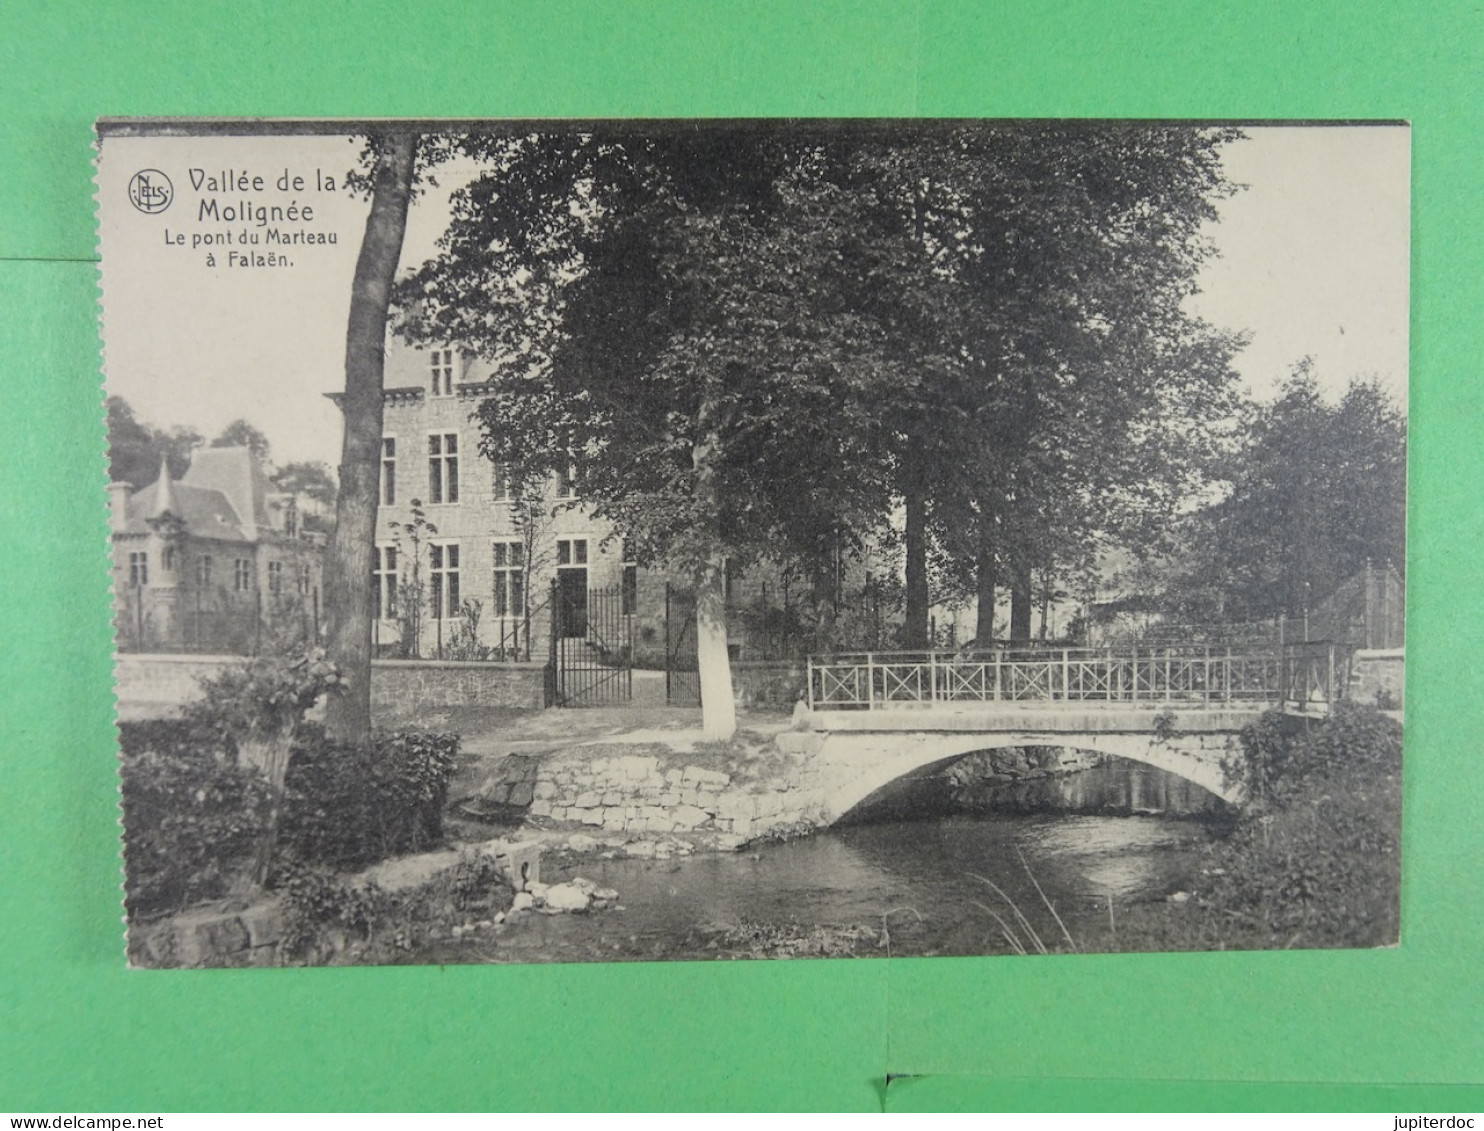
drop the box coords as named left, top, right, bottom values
left=663, top=583, right=701, bottom=706
left=548, top=581, right=633, bottom=706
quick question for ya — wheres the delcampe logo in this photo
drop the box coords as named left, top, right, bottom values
left=127, top=169, right=173, bottom=214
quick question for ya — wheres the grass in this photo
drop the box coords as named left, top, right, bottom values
left=970, top=847, right=1080, bottom=955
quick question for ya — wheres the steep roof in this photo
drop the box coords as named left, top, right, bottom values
left=181, top=446, right=273, bottom=529
left=121, top=480, right=249, bottom=541
left=117, top=446, right=281, bottom=543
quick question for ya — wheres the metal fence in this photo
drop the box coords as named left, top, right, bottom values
left=548, top=582, right=633, bottom=707
left=807, top=643, right=1351, bottom=712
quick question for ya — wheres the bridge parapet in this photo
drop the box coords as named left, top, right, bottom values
left=807, top=643, right=1351, bottom=716
left=803, top=703, right=1267, bottom=735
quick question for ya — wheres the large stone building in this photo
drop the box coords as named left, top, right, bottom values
left=109, top=446, right=325, bottom=654
left=367, top=342, right=660, bottom=663
left=362, top=340, right=902, bottom=681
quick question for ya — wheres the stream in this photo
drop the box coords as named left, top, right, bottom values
left=442, top=757, right=1231, bottom=963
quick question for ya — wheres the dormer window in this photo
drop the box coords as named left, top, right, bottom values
left=430, top=348, right=457, bottom=397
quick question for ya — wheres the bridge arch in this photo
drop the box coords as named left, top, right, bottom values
left=811, top=729, right=1243, bottom=825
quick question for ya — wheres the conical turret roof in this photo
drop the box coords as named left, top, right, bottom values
left=150, top=456, right=178, bottom=519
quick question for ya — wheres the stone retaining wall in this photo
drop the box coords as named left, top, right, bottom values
left=529, top=750, right=823, bottom=841
left=114, top=653, right=242, bottom=708
left=369, top=659, right=547, bottom=713
left=114, top=653, right=547, bottom=716
left=1351, top=649, right=1404, bottom=709
left=731, top=661, right=807, bottom=711
left=524, top=738, right=1121, bottom=844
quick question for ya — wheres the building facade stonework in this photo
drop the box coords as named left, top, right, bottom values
left=366, top=342, right=666, bottom=663
left=109, top=446, right=324, bottom=654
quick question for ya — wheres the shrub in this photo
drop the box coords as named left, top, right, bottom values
left=1181, top=701, right=1402, bottom=949
left=182, top=651, right=343, bottom=755
left=119, top=719, right=274, bottom=918
left=181, top=650, right=343, bottom=790
left=277, top=726, right=461, bottom=871
left=278, top=853, right=513, bottom=965
left=120, top=718, right=461, bottom=918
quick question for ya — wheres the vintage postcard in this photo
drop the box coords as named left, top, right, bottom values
left=97, top=119, right=1407, bottom=968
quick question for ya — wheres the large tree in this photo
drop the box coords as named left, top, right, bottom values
left=398, top=128, right=903, bottom=737
left=394, top=122, right=1246, bottom=731
left=211, top=418, right=272, bottom=463
left=105, top=395, right=202, bottom=485
left=873, top=124, right=1247, bottom=644
left=322, top=133, right=418, bottom=742
left=1168, top=365, right=1407, bottom=623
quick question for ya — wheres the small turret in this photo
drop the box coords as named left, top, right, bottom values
left=150, top=457, right=178, bottom=519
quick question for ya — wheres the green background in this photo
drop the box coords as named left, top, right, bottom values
left=2, top=0, right=1479, bottom=1112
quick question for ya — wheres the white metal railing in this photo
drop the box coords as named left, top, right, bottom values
left=805, top=645, right=1346, bottom=711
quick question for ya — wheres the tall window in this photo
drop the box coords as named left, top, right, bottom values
left=492, top=462, right=511, bottom=501
left=372, top=546, right=398, bottom=618
left=234, top=559, right=253, bottom=591
left=196, top=555, right=213, bottom=586
left=430, top=348, right=456, bottom=397
left=163, top=546, right=177, bottom=572
left=557, top=538, right=588, bottom=567
left=297, top=562, right=312, bottom=596
left=128, top=551, right=148, bottom=587
left=429, top=433, right=459, bottom=504
left=493, top=540, right=525, bottom=618
left=430, top=543, right=460, bottom=619
left=267, top=561, right=283, bottom=594
left=381, top=438, right=396, bottom=505
left=556, top=463, right=577, bottom=498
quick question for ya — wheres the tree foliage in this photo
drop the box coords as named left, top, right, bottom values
left=106, top=395, right=202, bottom=485
left=399, top=127, right=900, bottom=577
left=391, top=123, right=1249, bottom=724
left=1168, top=365, right=1407, bottom=622
left=878, top=125, right=1247, bottom=640
left=211, top=418, right=273, bottom=462
left=272, top=460, right=338, bottom=509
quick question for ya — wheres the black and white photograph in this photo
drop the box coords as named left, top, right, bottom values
left=97, top=118, right=1407, bottom=968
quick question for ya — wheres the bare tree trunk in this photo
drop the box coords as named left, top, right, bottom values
left=237, top=721, right=296, bottom=888
left=1037, top=567, right=1051, bottom=640
left=902, top=440, right=929, bottom=649
left=1010, top=558, right=1033, bottom=642
left=974, top=517, right=997, bottom=645
left=810, top=567, right=838, bottom=655
left=324, top=134, right=417, bottom=742
left=694, top=555, right=736, bottom=739
left=692, top=376, right=736, bottom=740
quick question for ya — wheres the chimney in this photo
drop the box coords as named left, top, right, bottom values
left=107, top=481, right=131, bottom=531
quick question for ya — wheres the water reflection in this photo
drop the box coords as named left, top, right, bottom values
left=953, top=757, right=1229, bottom=818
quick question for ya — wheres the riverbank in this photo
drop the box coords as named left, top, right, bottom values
left=419, top=704, right=1400, bottom=963
left=189, top=700, right=1397, bottom=966
left=1088, top=703, right=1402, bottom=953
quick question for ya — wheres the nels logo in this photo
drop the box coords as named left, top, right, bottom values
left=127, top=169, right=173, bottom=214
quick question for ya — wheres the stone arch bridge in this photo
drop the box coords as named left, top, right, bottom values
left=776, top=644, right=1351, bottom=821
left=779, top=705, right=1254, bottom=820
